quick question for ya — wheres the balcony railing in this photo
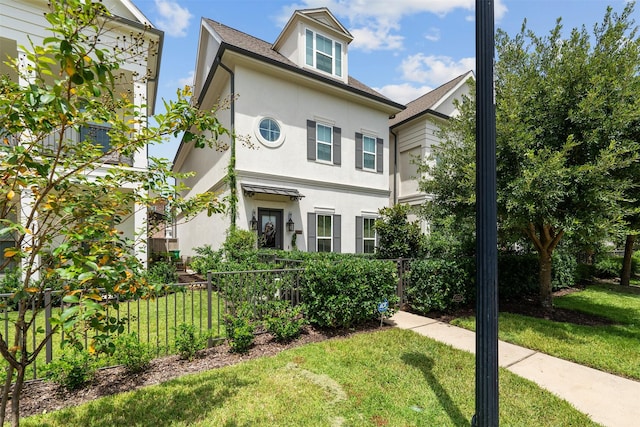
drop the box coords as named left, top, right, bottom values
left=4, top=124, right=133, bottom=166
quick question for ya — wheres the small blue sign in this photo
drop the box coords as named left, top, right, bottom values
left=377, top=299, right=389, bottom=313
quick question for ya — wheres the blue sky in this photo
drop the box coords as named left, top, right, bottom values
left=130, top=0, right=634, bottom=160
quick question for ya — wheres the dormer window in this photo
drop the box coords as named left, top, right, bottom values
left=305, top=29, right=342, bottom=77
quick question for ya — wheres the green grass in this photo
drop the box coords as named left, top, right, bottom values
left=20, top=328, right=598, bottom=427
left=452, top=284, right=640, bottom=380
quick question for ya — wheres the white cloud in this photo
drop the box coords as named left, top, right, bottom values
left=154, top=0, right=192, bottom=37
left=278, top=0, right=507, bottom=51
left=400, top=53, right=474, bottom=85
left=424, top=28, right=441, bottom=42
left=375, top=83, right=434, bottom=105
left=177, top=70, right=195, bottom=88
left=350, top=27, right=403, bottom=51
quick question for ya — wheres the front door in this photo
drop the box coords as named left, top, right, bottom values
left=257, top=208, right=283, bottom=249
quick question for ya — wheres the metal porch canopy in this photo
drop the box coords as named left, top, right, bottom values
left=241, top=184, right=305, bottom=201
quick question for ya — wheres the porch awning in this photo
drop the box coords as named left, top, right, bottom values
left=241, top=184, right=305, bottom=201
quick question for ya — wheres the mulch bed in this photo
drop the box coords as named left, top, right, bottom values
left=10, top=322, right=385, bottom=420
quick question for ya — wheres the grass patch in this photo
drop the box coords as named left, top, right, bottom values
left=20, top=329, right=598, bottom=426
left=452, top=284, right=640, bottom=380
left=0, top=288, right=223, bottom=379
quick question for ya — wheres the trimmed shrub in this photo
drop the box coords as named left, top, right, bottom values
left=112, top=333, right=154, bottom=373
left=43, top=348, right=97, bottom=390
left=551, top=249, right=579, bottom=290
left=146, top=260, right=178, bottom=285
left=594, top=255, right=622, bottom=279
left=264, top=301, right=306, bottom=343
left=301, top=257, right=398, bottom=328
left=497, top=253, right=539, bottom=300
left=224, top=314, right=255, bottom=353
left=406, top=257, right=474, bottom=313
left=190, top=245, right=223, bottom=275
left=174, top=323, right=207, bottom=361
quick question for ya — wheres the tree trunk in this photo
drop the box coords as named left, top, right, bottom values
left=620, top=234, right=636, bottom=287
left=539, top=253, right=553, bottom=308
left=0, top=365, right=14, bottom=426
left=10, top=367, right=24, bottom=427
left=526, top=223, right=564, bottom=308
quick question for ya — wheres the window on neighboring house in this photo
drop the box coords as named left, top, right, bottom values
left=307, top=213, right=341, bottom=253
left=305, top=29, right=343, bottom=77
left=1, top=209, right=18, bottom=271
left=307, top=120, right=341, bottom=165
left=356, top=216, right=377, bottom=254
left=355, top=133, right=383, bottom=173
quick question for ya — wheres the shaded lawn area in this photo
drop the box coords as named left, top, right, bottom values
left=452, top=284, right=640, bottom=380
left=21, top=328, right=597, bottom=426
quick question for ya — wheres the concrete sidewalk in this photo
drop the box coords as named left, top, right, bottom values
left=386, top=311, right=640, bottom=427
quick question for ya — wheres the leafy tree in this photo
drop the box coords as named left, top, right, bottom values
left=0, top=1, right=229, bottom=424
left=420, top=4, right=640, bottom=307
left=375, top=204, right=425, bottom=259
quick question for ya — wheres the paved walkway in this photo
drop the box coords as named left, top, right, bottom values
left=386, top=311, right=640, bottom=427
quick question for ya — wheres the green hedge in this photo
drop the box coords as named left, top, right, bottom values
left=594, top=255, right=639, bottom=279
left=301, top=257, right=398, bottom=328
left=405, top=257, right=474, bottom=313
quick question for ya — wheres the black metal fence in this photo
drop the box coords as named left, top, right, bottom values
left=0, top=261, right=406, bottom=380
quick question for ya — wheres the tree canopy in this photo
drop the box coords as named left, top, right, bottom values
left=0, top=1, right=229, bottom=424
left=420, top=3, right=640, bottom=307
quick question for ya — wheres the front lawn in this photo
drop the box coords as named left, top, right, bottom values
left=20, top=328, right=597, bottom=426
left=452, top=284, right=640, bottom=380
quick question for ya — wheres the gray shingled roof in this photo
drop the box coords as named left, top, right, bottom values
left=389, top=72, right=471, bottom=127
left=205, top=18, right=403, bottom=109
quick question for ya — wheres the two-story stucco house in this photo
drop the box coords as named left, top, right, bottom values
left=173, top=8, right=404, bottom=256
left=0, top=0, right=162, bottom=268
left=389, top=71, right=475, bottom=231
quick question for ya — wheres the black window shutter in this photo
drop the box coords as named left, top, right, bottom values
left=376, top=137, right=384, bottom=173
left=355, top=133, right=363, bottom=170
left=333, top=127, right=341, bottom=165
left=307, top=212, right=316, bottom=252
left=333, top=214, right=341, bottom=253
left=355, top=216, right=363, bottom=253
left=307, top=120, right=316, bottom=161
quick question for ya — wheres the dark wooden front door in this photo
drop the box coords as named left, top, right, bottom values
left=258, top=208, right=283, bottom=249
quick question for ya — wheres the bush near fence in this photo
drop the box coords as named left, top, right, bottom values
left=301, top=257, right=399, bottom=328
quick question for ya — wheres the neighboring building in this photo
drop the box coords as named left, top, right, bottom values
left=173, top=8, right=404, bottom=256
left=389, top=71, right=475, bottom=231
left=0, top=0, right=163, bottom=268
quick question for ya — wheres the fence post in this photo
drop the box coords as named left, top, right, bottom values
left=207, top=271, right=213, bottom=348
left=44, top=289, right=52, bottom=364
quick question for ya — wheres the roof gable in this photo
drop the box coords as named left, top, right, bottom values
left=390, top=71, right=474, bottom=128
left=197, top=18, right=402, bottom=112
left=273, top=8, right=353, bottom=50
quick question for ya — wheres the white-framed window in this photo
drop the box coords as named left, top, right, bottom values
left=305, top=29, right=343, bottom=77
left=316, top=214, right=332, bottom=252
left=363, top=217, right=376, bottom=254
left=259, top=118, right=280, bottom=142
left=316, top=123, right=333, bottom=162
left=254, top=116, right=285, bottom=147
left=363, top=135, right=376, bottom=171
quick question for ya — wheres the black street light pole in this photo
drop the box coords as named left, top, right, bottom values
left=473, top=0, right=499, bottom=426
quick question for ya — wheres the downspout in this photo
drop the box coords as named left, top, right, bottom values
left=218, top=60, right=237, bottom=229
left=390, top=128, right=398, bottom=205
